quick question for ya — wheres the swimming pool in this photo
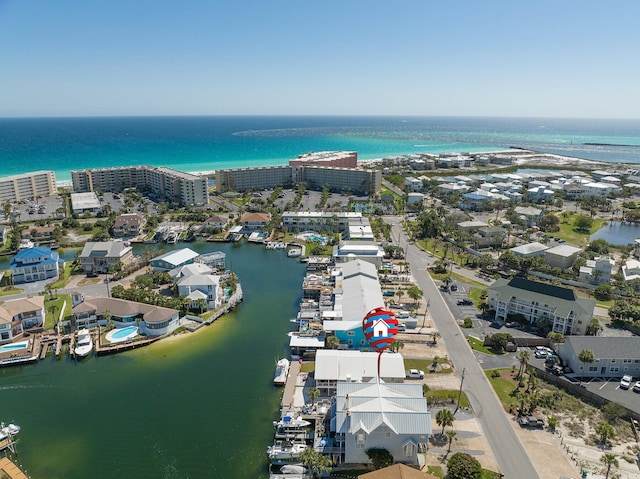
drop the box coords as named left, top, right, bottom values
left=0, top=340, right=29, bottom=354
left=105, top=326, right=138, bottom=343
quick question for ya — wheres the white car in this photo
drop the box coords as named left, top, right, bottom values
left=633, top=382, right=640, bottom=393
left=620, top=375, right=632, bottom=389
left=405, top=369, right=425, bottom=379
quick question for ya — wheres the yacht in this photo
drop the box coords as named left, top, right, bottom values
left=287, top=248, right=302, bottom=257
left=267, top=440, right=308, bottom=463
left=269, top=464, right=308, bottom=479
left=273, top=358, right=290, bottom=386
left=75, top=329, right=93, bottom=358
left=0, top=423, right=20, bottom=441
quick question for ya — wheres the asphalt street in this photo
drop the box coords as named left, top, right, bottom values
left=387, top=217, right=539, bottom=478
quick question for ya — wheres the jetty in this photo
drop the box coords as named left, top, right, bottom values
left=0, top=457, right=29, bottom=479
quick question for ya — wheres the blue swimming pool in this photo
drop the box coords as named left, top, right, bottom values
left=106, top=326, right=138, bottom=343
left=0, top=341, right=29, bottom=354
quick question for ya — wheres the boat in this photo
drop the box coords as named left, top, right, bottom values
left=273, top=358, right=290, bottom=386
left=287, top=248, right=302, bottom=257
left=75, top=329, right=93, bottom=358
left=273, top=414, right=311, bottom=440
left=18, top=239, right=34, bottom=249
left=165, top=231, right=177, bottom=244
left=0, top=423, right=20, bottom=441
left=267, top=440, right=308, bottom=462
left=269, top=463, right=308, bottom=479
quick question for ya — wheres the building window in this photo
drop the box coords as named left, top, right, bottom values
left=356, top=434, right=366, bottom=449
left=588, top=366, right=598, bottom=372
left=610, top=367, right=619, bottom=373
left=403, top=442, right=415, bottom=457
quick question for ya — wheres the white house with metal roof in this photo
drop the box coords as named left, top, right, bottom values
left=150, top=248, right=199, bottom=271
left=79, top=241, right=134, bottom=274
left=510, top=242, right=549, bottom=258
left=177, top=274, right=221, bottom=310
left=330, top=380, right=431, bottom=466
left=315, top=350, right=405, bottom=396
left=558, top=336, right=640, bottom=379
left=333, top=241, right=384, bottom=268
left=544, top=244, right=583, bottom=270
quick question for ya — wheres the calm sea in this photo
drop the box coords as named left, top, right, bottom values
left=1, top=116, right=640, bottom=182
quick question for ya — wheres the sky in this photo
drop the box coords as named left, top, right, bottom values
left=0, top=1, right=639, bottom=118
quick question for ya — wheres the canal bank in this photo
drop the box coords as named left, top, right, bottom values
left=0, top=240, right=306, bottom=479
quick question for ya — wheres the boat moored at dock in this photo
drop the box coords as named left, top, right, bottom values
left=273, top=358, right=290, bottom=386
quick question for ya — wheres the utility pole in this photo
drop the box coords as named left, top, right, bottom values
left=454, top=367, right=465, bottom=414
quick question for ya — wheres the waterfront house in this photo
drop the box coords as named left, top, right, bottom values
left=333, top=241, right=384, bottom=268
left=10, top=246, right=62, bottom=284
left=112, top=213, right=145, bottom=238
left=149, top=248, right=199, bottom=272
left=330, top=380, right=431, bottom=466
left=203, top=215, right=229, bottom=231
left=315, top=350, right=405, bottom=397
left=239, top=212, right=271, bottom=232
left=71, top=293, right=180, bottom=335
left=177, top=274, right=221, bottom=310
left=21, top=226, right=55, bottom=244
left=79, top=241, right=134, bottom=274
left=0, top=296, right=45, bottom=344
left=359, top=464, right=438, bottom=479
left=557, top=336, right=640, bottom=379
left=487, top=277, right=596, bottom=336
left=622, top=259, right=640, bottom=282
left=169, top=262, right=214, bottom=281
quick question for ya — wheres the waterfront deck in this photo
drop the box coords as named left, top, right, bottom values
left=280, top=359, right=301, bottom=410
left=0, top=457, right=29, bottom=479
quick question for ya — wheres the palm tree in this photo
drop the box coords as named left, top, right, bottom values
left=578, top=349, right=595, bottom=382
left=325, top=335, right=340, bottom=350
left=445, top=429, right=457, bottom=455
left=307, top=386, right=320, bottom=406
left=600, top=453, right=619, bottom=479
left=299, top=447, right=332, bottom=479
left=407, top=285, right=423, bottom=306
left=431, top=331, right=441, bottom=345
left=517, top=350, right=530, bottom=380
left=390, top=339, right=404, bottom=353
left=436, top=408, right=455, bottom=435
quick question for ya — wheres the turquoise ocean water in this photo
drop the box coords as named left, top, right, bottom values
left=1, top=116, right=640, bottom=182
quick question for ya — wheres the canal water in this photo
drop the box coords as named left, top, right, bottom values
left=590, top=221, right=640, bottom=245
left=0, top=241, right=306, bottom=479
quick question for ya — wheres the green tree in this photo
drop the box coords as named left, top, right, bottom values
left=595, top=422, right=615, bottom=446
left=585, top=318, right=603, bottom=336
left=406, top=285, right=423, bottom=305
left=445, top=429, right=457, bottom=455
left=325, top=335, right=340, bottom=350
left=600, top=452, right=619, bottom=479
left=547, top=331, right=565, bottom=343
left=578, top=349, right=595, bottom=381
left=365, top=447, right=394, bottom=469
left=517, top=350, right=530, bottom=380
left=306, top=386, right=320, bottom=406
left=436, top=408, right=455, bottom=435
left=298, top=447, right=332, bottom=479
left=574, top=215, right=594, bottom=232
left=431, top=331, right=441, bottom=345
left=389, top=339, right=404, bottom=353
left=446, top=452, right=481, bottom=479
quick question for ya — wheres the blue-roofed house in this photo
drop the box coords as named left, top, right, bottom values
left=10, top=246, right=62, bottom=284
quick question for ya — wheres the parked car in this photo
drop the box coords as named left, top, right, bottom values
left=405, top=369, right=424, bottom=379
left=383, top=290, right=395, bottom=297
left=620, top=375, right=633, bottom=389
left=534, top=349, right=549, bottom=359
left=397, top=323, right=406, bottom=332
left=633, top=381, right=640, bottom=393
left=450, top=284, right=458, bottom=291
left=457, top=299, right=473, bottom=306
left=506, top=322, right=524, bottom=329
left=518, top=416, right=544, bottom=428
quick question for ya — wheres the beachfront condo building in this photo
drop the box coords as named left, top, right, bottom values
left=215, top=165, right=380, bottom=196
left=0, top=170, right=57, bottom=203
left=289, top=151, right=357, bottom=168
left=71, top=166, right=208, bottom=206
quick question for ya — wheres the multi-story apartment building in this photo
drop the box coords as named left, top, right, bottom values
left=0, top=171, right=57, bottom=203
left=281, top=211, right=364, bottom=233
left=71, top=166, right=207, bottom=206
left=288, top=151, right=357, bottom=168
left=487, top=277, right=596, bottom=336
left=215, top=165, right=381, bottom=196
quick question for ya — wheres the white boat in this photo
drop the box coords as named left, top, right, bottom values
left=267, top=440, right=308, bottom=462
left=273, top=358, right=290, bottom=386
left=75, top=329, right=93, bottom=358
left=273, top=415, right=311, bottom=430
left=287, top=248, right=302, bottom=257
left=269, top=464, right=308, bottom=479
left=0, top=423, right=20, bottom=441
left=18, top=239, right=34, bottom=249
left=166, top=231, right=177, bottom=244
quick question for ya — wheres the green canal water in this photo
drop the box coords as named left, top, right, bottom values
left=0, top=241, right=306, bottom=479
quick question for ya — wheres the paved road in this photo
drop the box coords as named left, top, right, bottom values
left=387, top=217, right=539, bottom=478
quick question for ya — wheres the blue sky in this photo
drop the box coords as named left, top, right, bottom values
left=1, top=1, right=638, bottom=118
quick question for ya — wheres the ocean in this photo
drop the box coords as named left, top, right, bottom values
left=1, top=116, right=640, bottom=183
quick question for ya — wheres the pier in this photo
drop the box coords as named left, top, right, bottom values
left=0, top=457, right=29, bottom=479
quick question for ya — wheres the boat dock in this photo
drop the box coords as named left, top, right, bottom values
left=280, top=359, right=301, bottom=410
left=0, top=457, right=29, bottom=479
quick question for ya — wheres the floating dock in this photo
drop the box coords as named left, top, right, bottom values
left=0, top=457, right=29, bottom=479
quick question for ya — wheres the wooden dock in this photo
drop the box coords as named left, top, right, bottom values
left=280, top=359, right=301, bottom=410
left=0, top=457, right=29, bottom=479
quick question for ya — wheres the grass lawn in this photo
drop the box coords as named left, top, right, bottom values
left=0, top=285, right=23, bottom=296
left=424, top=389, right=469, bottom=408
left=45, top=293, right=71, bottom=330
left=467, top=336, right=503, bottom=355
left=300, top=361, right=315, bottom=373
left=556, top=215, right=607, bottom=246
left=405, top=358, right=453, bottom=374
left=426, top=466, right=445, bottom=478
left=468, top=287, right=487, bottom=304
left=485, top=369, right=520, bottom=410
left=49, top=262, right=76, bottom=289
